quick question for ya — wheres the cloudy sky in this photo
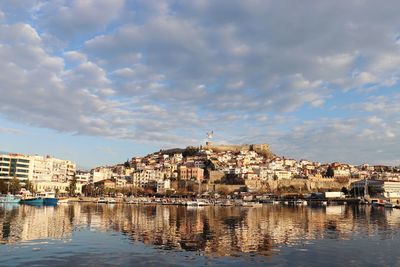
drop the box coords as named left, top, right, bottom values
left=0, top=0, right=399, bottom=168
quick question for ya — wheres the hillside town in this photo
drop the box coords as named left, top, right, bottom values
left=1, top=142, right=400, bottom=203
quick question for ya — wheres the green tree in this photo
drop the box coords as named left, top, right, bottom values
left=9, top=177, right=21, bottom=194
left=55, top=188, right=60, bottom=197
left=24, top=179, right=35, bottom=193
left=0, top=180, right=7, bottom=194
left=83, top=183, right=94, bottom=197
left=67, top=176, right=77, bottom=196
left=325, top=166, right=334, bottom=177
left=182, top=146, right=199, bottom=157
left=124, top=159, right=131, bottom=168
left=341, top=187, right=349, bottom=195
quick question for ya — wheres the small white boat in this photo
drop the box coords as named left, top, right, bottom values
left=106, top=198, right=116, bottom=204
left=295, top=200, right=307, bottom=205
left=58, top=198, right=70, bottom=204
left=384, top=202, right=395, bottom=208
left=185, top=200, right=198, bottom=206
left=197, top=199, right=211, bottom=206
left=96, top=197, right=107, bottom=204
left=322, top=201, right=328, bottom=205
left=241, top=202, right=253, bottom=207
left=221, top=200, right=234, bottom=206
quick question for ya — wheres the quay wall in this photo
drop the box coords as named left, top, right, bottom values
left=244, top=178, right=350, bottom=193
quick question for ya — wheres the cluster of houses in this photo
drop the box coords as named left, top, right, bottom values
left=77, top=143, right=400, bottom=197
left=2, top=144, right=400, bottom=198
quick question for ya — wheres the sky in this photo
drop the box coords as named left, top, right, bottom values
left=0, top=0, right=399, bottom=169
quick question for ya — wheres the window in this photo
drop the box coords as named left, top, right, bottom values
left=16, top=164, right=29, bottom=168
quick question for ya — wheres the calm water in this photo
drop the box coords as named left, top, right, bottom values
left=0, top=203, right=400, bottom=266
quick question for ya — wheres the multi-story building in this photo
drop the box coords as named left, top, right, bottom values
left=131, top=169, right=165, bottom=188
left=157, top=179, right=171, bottom=194
left=34, top=181, right=83, bottom=195
left=0, top=154, right=32, bottom=181
left=274, top=170, right=292, bottom=180
left=30, top=155, right=76, bottom=182
left=91, top=167, right=113, bottom=183
left=179, top=166, right=204, bottom=181
left=75, top=171, right=91, bottom=184
left=0, top=153, right=77, bottom=188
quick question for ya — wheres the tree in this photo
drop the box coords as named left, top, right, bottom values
left=182, top=146, right=199, bottom=157
left=144, top=187, right=155, bottom=196
left=24, top=179, right=35, bottom=193
left=341, top=187, right=349, bottom=195
left=124, top=159, right=131, bottom=168
left=0, top=180, right=7, bottom=194
left=67, top=176, right=77, bottom=196
left=9, top=177, right=21, bottom=194
left=83, top=184, right=94, bottom=197
left=325, top=166, right=334, bottom=177
left=55, top=188, right=60, bottom=197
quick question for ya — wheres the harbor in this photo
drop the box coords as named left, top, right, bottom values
left=4, top=192, right=399, bottom=210
left=1, top=202, right=400, bottom=266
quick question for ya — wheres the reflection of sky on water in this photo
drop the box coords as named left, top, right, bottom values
left=1, top=204, right=400, bottom=266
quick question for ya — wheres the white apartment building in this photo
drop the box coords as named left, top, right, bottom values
left=75, top=171, right=91, bottom=184
left=0, top=154, right=76, bottom=185
left=34, top=181, right=83, bottom=195
left=157, top=179, right=171, bottom=193
left=274, top=170, right=292, bottom=180
left=31, top=155, right=76, bottom=182
left=91, top=167, right=113, bottom=183
left=132, top=169, right=165, bottom=188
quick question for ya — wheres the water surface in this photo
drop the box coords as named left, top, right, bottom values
left=1, top=203, right=399, bottom=266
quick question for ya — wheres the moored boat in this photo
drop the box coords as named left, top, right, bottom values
left=106, top=197, right=116, bottom=204
left=37, top=192, right=58, bottom=205
left=185, top=200, right=198, bottom=206
left=96, top=197, right=107, bottom=204
left=295, top=200, right=308, bottom=205
left=197, top=199, right=211, bottom=206
left=241, top=202, right=254, bottom=207
left=0, top=194, right=21, bottom=204
left=20, top=197, right=44, bottom=206
left=58, top=197, right=70, bottom=204
left=384, top=202, right=395, bottom=208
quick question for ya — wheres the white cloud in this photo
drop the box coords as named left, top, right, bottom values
left=1, top=1, right=400, bottom=164
left=64, top=51, right=87, bottom=64
left=38, top=0, right=125, bottom=40
left=0, top=127, right=24, bottom=135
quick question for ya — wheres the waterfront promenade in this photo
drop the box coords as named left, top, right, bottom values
left=1, top=203, right=400, bottom=266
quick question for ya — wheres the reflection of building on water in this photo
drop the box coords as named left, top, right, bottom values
left=20, top=206, right=73, bottom=241
left=0, top=205, right=73, bottom=243
left=2, top=204, right=400, bottom=256
left=66, top=204, right=400, bottom=257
